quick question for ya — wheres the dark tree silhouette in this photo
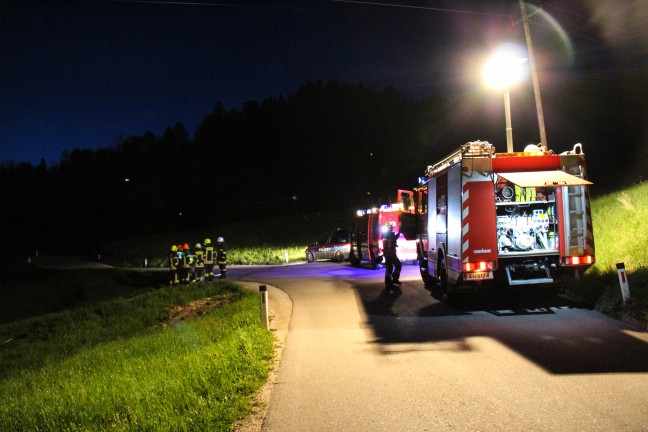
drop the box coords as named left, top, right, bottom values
left=2, top=77, right=645, bottom=259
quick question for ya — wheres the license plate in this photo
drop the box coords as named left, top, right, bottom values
left=464, top=271, right=493, bottom=280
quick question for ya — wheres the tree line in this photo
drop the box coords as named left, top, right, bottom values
left=2, top=77, right=645, bottom=258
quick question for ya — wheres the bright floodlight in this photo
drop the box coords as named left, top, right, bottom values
left=483, top=49, right=527, bottom=89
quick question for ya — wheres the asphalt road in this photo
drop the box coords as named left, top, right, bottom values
left=229, top=261, right=648, bottom=432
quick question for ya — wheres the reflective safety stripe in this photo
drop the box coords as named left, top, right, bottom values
left=194, top=250, right=205, bottom=267
left=204, top=247, right=214, bottom=264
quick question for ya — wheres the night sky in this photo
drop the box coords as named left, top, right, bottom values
left=0, top=0, right=646, bottom=165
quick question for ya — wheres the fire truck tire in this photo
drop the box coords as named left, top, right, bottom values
left=306, top=251, right=315, bottom=263
left=418, top=258, right=435, bottom=286
left=349, top=249, right=361, bottom=266
left=334, top=250, right=345, bottom=262
left=439, top=257, right=455, bottom=304
left=558, top=274, right=567, bottom=294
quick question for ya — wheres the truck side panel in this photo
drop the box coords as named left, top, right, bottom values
left=561, top=184, right=592, bottom=257
left=560, top=153, right=595, bottom=259
left=426, top=177, right=437, bottom=276
left=447, top=165, right=462, bottom=283
left=462, top=180, right=498, bottom=265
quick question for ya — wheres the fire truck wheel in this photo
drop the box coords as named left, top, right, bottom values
left=418, top=258, right=435, bottom=286
left=306, top=251, right=315, bottom=263
left=334, top=251, right=345, bottom=262
left=349, top=249, right=361, bottom=267
left=439, top=257, right=455, bottom=304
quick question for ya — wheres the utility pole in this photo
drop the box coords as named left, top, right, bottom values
left=519, top=0, right=548, bottom=151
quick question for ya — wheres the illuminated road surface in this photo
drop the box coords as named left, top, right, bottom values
left=230, top=262, right=648, bottom=432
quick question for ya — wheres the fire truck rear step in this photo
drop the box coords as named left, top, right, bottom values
left=505, top=263, right=554, bottom=286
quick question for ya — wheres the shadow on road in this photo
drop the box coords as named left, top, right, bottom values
left=353, top=279, right=648, bottom=375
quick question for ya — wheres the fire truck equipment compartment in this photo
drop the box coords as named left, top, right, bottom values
left=497, top=170, right=593, bottom=187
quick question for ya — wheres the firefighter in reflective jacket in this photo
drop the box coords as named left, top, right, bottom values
left=204, top=238, right=215, bottom=281
left=181, top=243, right=193, bottom=284
left=381, top=222, right=402, bottom=289
left=176, top=244, right=187, bottom=283
left=169, top=245, right=180, bottom=285
left=216, top=237, right=227, bottom=279
left=194, top=243, right=205, bottom=282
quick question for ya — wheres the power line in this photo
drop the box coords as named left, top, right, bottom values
left=99, top=0, right=307, bottom=9
left=331, top=0, right=512, bottom=19
left=541, top=1, right=587, bottom=20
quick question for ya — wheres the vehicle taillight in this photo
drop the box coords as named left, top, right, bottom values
left=463, top=261, right=492, bottom=272
left=564, top=255, right=594, bottom=266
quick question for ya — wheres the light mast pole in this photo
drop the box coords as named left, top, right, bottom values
left=519, top=0, right=548, bottom=151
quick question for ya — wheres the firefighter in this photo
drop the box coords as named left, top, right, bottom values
left=204, top=238, right=215, bottom=281
left=181, top=243, right=193, bottom=284
left=168, top=244, right=180, bottom=285
left=177, top=244, right=187, bottom=284
left=216, top=236, right=227, bottom=279
left=381, top=222, right=402, bottom=289
left=194, top=242, right=205, bottom=282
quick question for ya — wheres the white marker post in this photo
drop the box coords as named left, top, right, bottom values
left=616, top=263, right=631, bottom=302
left=259, top=285, right=269, bottom=330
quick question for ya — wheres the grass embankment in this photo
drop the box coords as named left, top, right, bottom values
left=0, top=266, right=274, bottom=431
left=573, top=182, right=648, bottom=323
left=103, top=208, right=354, bottom=268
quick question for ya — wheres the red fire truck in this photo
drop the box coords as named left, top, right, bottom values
left=409, top=141, right=594, bottom=300
left=349, top=190, right=419, bottom=268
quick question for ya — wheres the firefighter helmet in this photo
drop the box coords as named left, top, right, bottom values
left=177, top=244, right=184, bottom=251
left=217, top=237, right=224, bottom=242
left=204, top=238, right=212, bottom=245
left=195, top=243, right=202, bottom=249
left=184, top=243, right=190, bottom=250
left=171, top=245, right=177, bottom=252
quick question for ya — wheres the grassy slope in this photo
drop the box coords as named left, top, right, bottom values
left=576, top=182, right=648, bottom=321
left=104, top=207, right=354, bottom=268
left=0, top=270, right=274, bottom=431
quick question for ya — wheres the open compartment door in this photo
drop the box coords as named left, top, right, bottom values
left=497, top=170, right=592, bottom=187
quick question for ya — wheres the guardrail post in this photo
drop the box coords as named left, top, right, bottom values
left=259, top=285, right=269, bottom=330
left=616, top=263, right=631, bottom=302
left=284, top=252, right=289, bottom=264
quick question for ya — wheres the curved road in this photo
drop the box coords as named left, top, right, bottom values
left=232, top=262, right=647, bottom=431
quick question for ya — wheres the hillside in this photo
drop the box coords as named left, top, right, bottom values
left=579, top=181, right=648, bottom=323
